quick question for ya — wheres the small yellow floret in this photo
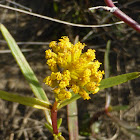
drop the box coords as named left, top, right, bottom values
left=49, top=41, right=57, bottom=48
left=86, top=82, right=96, bottom=91
left=63, top=70, right=71, bottom=80
left=83, top=69, right=91, bottom=77
left=57, top=52, right=71, bottom=68
left=59, top=80, right=69, bottom=88
left=43, top=76, right=53, bottom=87
left=71, top=85, right=80, bottom=94
left=90, top=60, right=102, bottom=74
left=92, top=87, right=100, bottom=94
left=79, top=88, right=91, bottom=100
left=78, top=76, right=90, bottom=86
left=91, top=70, right=104, bottom=83
left=45, top=49, right=57, bottom=59
left=59, top=36, right=70, bottom=42
left=86, top=49, right=95, bottom=60
left=51, top=72, right=62, bottom=80
left=53, top=88, right=60, bottom=94
left=47, top=58, right=58, bottom=72
left=57, top=89, right=72, bottom=100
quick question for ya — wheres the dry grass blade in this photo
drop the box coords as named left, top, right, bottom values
left=0, top=4, right=124, bottom=28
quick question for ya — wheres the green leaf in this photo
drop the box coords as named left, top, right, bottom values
left=44, top=123, right=53, bottom=133
left=57, top=118, right=62, bottom=129
left=0, top=90, right=51, bottom=110
left=99, top=72, right=140, bottom=90
left=59, top=72, right=140, bottom=109
left=111, top=105, right=129, bottom=111
left=0, top=24, right=49, bottom=103
left=104, top=40, right=111, bottom=78
left=0, top=24, right=52, bottom=125
left=53, top=2, right=58, bottom=13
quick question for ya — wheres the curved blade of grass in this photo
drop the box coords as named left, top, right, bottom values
left=99, top=72, right=140, bottom=90
left=0, top=24, right=49, bottom=103
left=0, top=90, right=51, bottom=110
left=104, top=40, right=111, bottom=79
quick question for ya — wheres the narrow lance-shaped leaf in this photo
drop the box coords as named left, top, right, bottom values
left=111, top=105, right=129, bottom=111
left=44, top=123, right=53, bottom=133
left=0, top=24, right=50, bottom=103
left=99, top=72, right=140, bottom=90
left=57, top=118, right=62, bottom=129
left=59, top=72, right=140, bottom=109
left=0, top=24, right=52, bottom=125
left=0, top=90, right=51, bottom=110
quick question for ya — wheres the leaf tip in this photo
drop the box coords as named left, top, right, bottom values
left=0, top=23, right=3, bottom=28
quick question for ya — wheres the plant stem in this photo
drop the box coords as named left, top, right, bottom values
left=104, top=40, right=111, bottom=116
left=104, top=0, right=140, bottom=33
left=67, top=101, right=79, bottom=140
left=51, top=101, right=58, bottom=135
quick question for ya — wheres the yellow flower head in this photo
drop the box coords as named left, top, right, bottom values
left=44, top=36, right=104, bottom=101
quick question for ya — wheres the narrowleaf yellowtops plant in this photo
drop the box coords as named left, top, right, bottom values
left=0, top=24, right=140, bottom=140
left=43, top=36, right=104, bottom=101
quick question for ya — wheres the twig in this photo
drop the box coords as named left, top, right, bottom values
left=123, top=0, right=140, bottom=8
left=104, top=0, right=140, bottom=32
left=6, top=0, right=32, bottom=12
left=0, top=49, right=33, bottom=53
left=0, top=40, right=50, bottom=45
left=89, top=6, right=118, bottom=13
left=81, top=30, right=94, bottom=42
left=0, top=4, right=124, bottom=28
left=0, top=2, right=10, bottom=23
left=9, top=133, right=14, bottom=140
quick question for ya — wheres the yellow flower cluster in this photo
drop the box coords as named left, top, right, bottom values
left=44, top=36, right=104, bottom=101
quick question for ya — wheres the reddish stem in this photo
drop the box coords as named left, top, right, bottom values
left=105, top=106, right=111, bottom=116
left=104, top=0, right=140, bottom=33
left=51, top=101, right=58, bottom=135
